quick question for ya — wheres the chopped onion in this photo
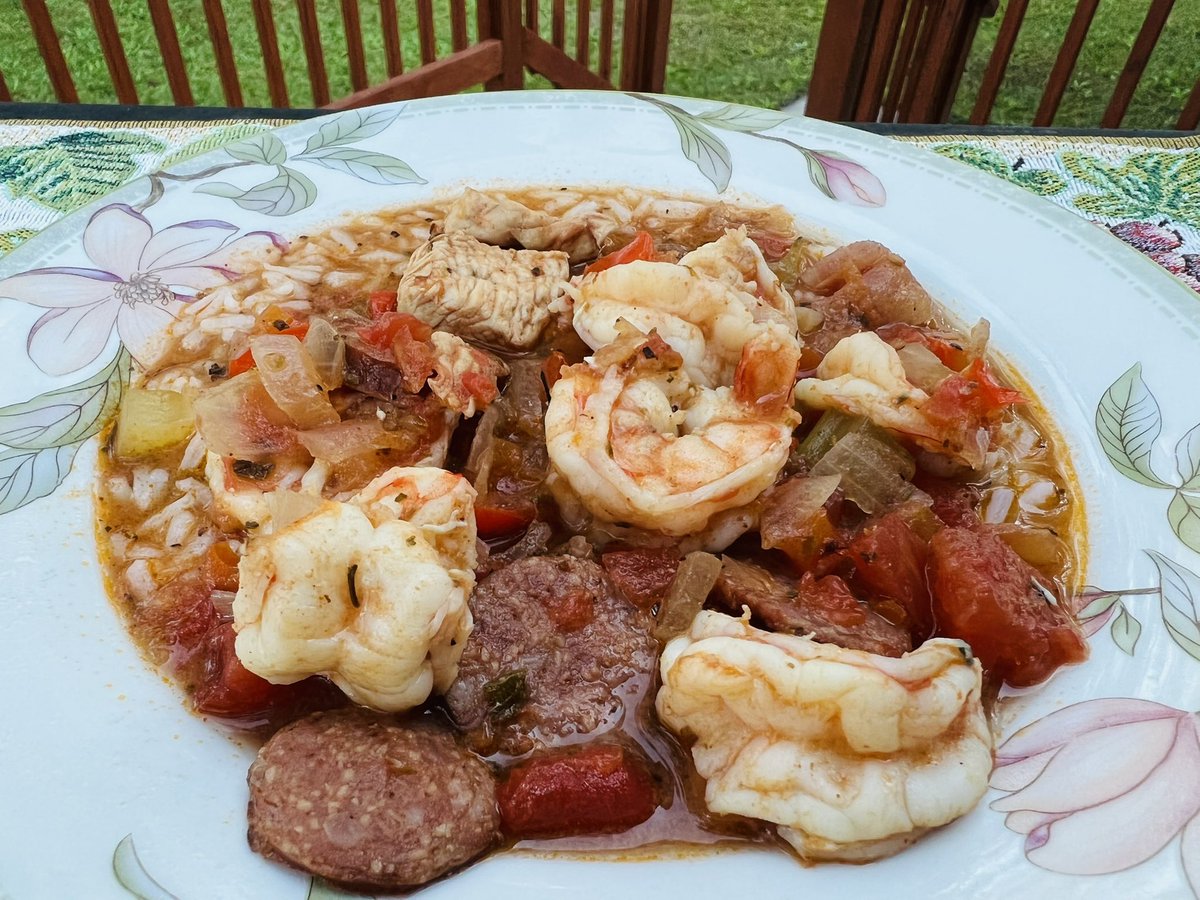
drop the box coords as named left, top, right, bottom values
left=192, top=371, right=296, bottom=460
left=303, top=316, right=346, bottom=390
left=896, top=343, right=953, bottom=392
left=251, top=334, right=340, bottom=428
left=264, top=488, right=324, bottom=531
left=810, top=427, right=917, bottom=515
left=760, top=474, right=841, bottom=550
left=654, top=551, right=722, bottom=641
left=298, top=418, right=409, bottom=463
left=113, top=388, right=194, bottom=460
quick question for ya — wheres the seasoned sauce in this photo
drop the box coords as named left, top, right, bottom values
left=94, top=186, right=1087, bottom=884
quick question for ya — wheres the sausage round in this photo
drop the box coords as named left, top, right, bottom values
left=247, top=708, right=499, bottom=890
left=445, top=555, right=657, bottom=755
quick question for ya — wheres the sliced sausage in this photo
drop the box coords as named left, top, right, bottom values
left=247, top=708, right=499, bottom=891
left=445, top=555, right=657, bottom=755
left=712, top=556, right=911, bottom=657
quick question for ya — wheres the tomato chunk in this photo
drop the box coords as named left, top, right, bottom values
left=368, top=289, right=397, bottom=317
left=228, top=348, right=256, bottom=377
left=358, top=311, right=432, bottom=353
left=498, top=743, right=658, bottom=838
left=475, top=494, right=537, bottom=538
left=601, top=547, right=681, bottom=609
left=847, top=511, right=933, bottom=641
left=928, top=526, right=1087, bottom=687
left=583, top=231, right=655, bottom=275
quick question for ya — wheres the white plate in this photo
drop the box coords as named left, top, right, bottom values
left=1, top=91, right=1199, bottom=900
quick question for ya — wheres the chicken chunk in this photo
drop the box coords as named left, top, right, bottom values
left=233, top=474, right=476, bottom=712
left=442, top=187, right=610, bottom=262
left=397, top=232, right=569, bottom=350
left=656, top=610, right=993, bottom=861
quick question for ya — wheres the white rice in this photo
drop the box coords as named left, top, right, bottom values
left=131, top=468, right=169, bottom=511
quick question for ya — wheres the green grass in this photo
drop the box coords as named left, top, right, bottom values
left=0, top=1, right=1195, bottom=128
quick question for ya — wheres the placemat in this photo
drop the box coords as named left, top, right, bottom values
left=1, top=117, right=1197, bottom=292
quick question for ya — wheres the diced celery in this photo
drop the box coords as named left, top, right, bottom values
left=794, top=410, right=861, bottom=467
left=810, top=430, right=916, bottom=515
left=113, top=388, right=195, bottom=459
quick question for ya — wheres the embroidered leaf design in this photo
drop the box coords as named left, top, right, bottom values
left=1064, top=151, right=1200, bottom=229
left=0, top=443, right=79, bottom=515
left=160, top=124, right=276, bottom=168
left=1182, top=814, right=1200, bottom=898
left=197, top=166, right=317, bottom=216
left=0, top=131, right=167, bottom=213
left=1110, top=605, right=1142, bottom=655
left=225, top=133, right=287, bottom=166
left=1146, top=550, right=1200, bottom=662
left=112, top=834, right=178, bottom=900
left=0, top=348, right=129, bottom=450
left=1168, top=491, right=1200, bottom=553
left=1177, top=422, right=1200, bottom=490
left=299, top=148, right=426, bottom=185
left=303, top=108, right=399, bottom=154
left=0, top=228, right=36, bottom=254
left=634, top=95, right=732, bottom=192
left=1096, top=363, right=1172, bottom=488
left=694, top=104, right=790, bottom=133
left=932, top=145, right=1067, bottom=197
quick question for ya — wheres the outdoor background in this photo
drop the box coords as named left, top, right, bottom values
left=1, top=0, right=1196, bottom=129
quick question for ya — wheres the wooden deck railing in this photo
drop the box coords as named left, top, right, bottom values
left=808, top=0, right=1199, bottom=130
left=1, top=0, right=673, bottom=109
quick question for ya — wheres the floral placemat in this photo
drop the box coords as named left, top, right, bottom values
left=0, top=118, right=1198, bottom=293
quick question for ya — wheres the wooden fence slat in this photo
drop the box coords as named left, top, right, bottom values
left=896, top=0, right=939, bottom=121
left=642, top=0, right=672, bottom=93
left=808, top=0, right=883, bottom=121
left=970, top=0, right=1028, bottom=125
left=417, top=0, right=437, bottom=64
left=854, top=0, right=906, bottom=121
left=340, top=0, right=369, bottom=91
left=599, top=0, right=615, bottom=82
left=575, top=0, right=591, bottom=65
left=525, top=31, right=611, bottom=88
left=23, top=0, right=79, bottom=103
left=202, top=0, right=243, bottom=106
left=296, top=0, right=331, bottom=106
left=525, top=0, right=539, bottom=31
left=881, top=0, right=926, bottom=121
left=479, top=0, right=523, bottom=89
left=380, top=0, right=404, bottom=76
left=250, top=0, right=289, bottom=106
left=1034, top=0, right=1099, bottom=126
left=905, top=0, right=979, bottom=121
left=451, top=0, right=470, bottom=51
left=148, top=0, right=194, bottom=106
left=88, top=0, right=139, bottom=104
left=0, top=68, right=11, bottom=102
left=552, top=0, right=566, bottom=49
left=328, top=40, right=502, bottom=109
left=1101, top=0, right=1176, bottom=128
left=1178, top=77, right=1200, bottom=130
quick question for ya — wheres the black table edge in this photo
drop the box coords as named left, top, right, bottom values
left=0, top=101, right=1195, bottom=140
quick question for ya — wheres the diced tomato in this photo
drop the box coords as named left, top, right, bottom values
left=846, top=511, right=933, bottom=640
left=359, top=311, right=432, bottom=353
left=498, top=743, right=659, bottom=838
left=794, top=572, right=868, bottom=628
left=583, top=231, right=655, bottom=275
left=368, top=290, right=397, bottom=318
left=278, top=322, right=309, bottom=340
left=925, top=358, right=1024, bottom=427
left=228, top=348, right=256, bottom=377
left=461, top=369, right=500, bottom=406
left=541, top=350, right=569, bottom=393
left=475, top=494, right=537, bottom=538
left=192, top=624, right=283, bottom=718
left=391, top=326, right=437, bottom=392
left=601, top=547, right=681, bottom=609
left=927, top=526, right=1087, bottom=687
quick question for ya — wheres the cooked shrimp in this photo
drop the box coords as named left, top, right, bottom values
left=656, top=610, right=993, bottom=862
left=352, top=465, right=477, bottom=572
left=233, top=470, right=477, bottom=712
left=793, top=330, right=987, bottom=466
left=204, top=451, right=329, bottom=531
left=571, top=228, right=797, bottom=388
left=545, top=325, right=799, bottom=537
